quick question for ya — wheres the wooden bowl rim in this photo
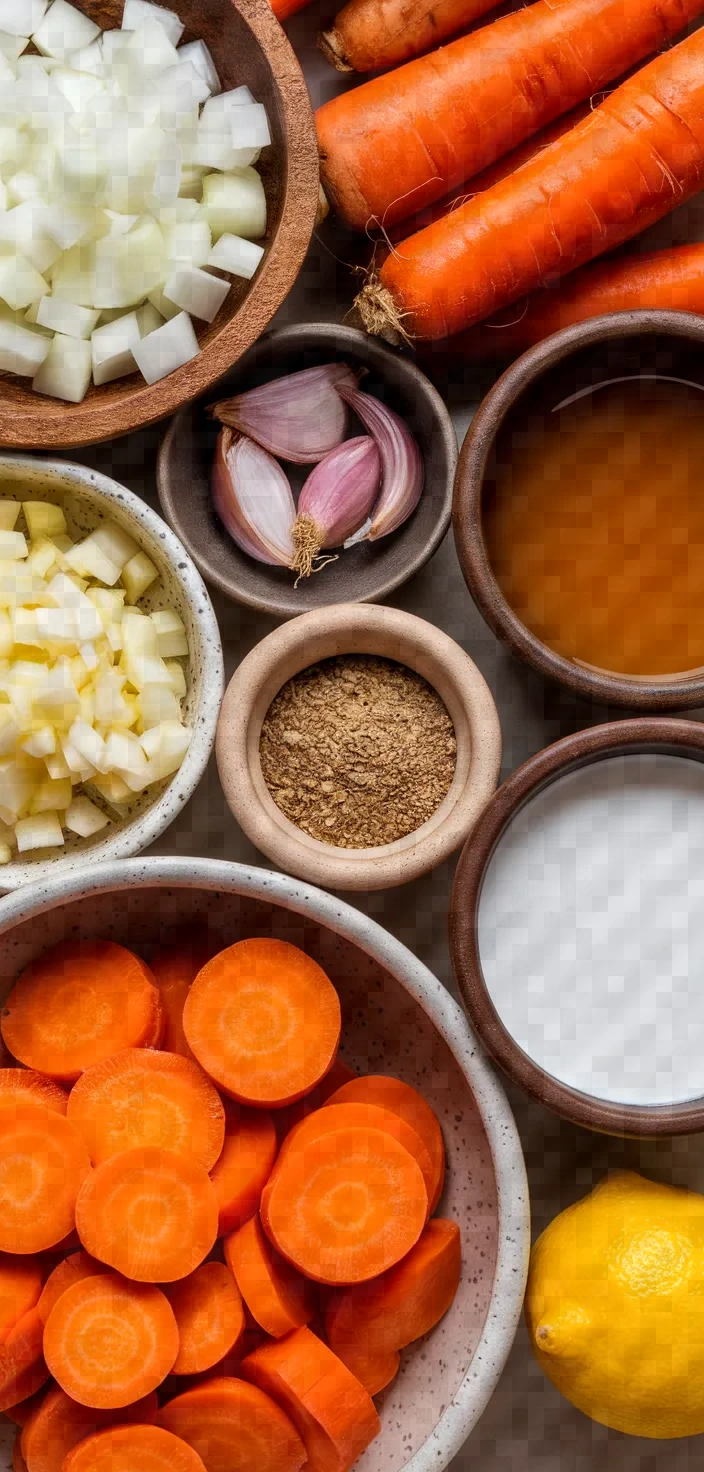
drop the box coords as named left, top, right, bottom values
left=449, top=716, right=704, bottom=1136
left=0, top=0, right=320, bottom=449
left=453, top=309, right=704, bottom=710
left=216, top=602, right=502, bottom=890
left=157, top=321, right=457, bottom=617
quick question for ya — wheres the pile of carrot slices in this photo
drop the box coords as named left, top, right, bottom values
left=0, top=934, right=462, bottom=1472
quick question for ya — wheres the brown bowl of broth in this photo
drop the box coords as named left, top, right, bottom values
left=453, top=310, right=704, bottom=709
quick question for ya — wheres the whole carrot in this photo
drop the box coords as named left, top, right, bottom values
left=316, top=0, right=704, bottom=232
left=361, top=30, right=704, bottom=341
left=319, top=0, right=503, bottom=74
left=270, top=0, right=311, bottom=21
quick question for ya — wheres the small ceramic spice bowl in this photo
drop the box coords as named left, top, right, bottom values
left=157, top=322, right=457, bottom=619
left=216, top=603, right=502, bottom=890
left=450, top=717, right=704, bottom=1137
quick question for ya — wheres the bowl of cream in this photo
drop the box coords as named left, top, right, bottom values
left=450, top=717, right=704, bottom=1135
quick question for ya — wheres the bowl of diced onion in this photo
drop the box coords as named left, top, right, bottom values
left=0, top=0, right=320, bottom=448
left=0, top=452, right=224, bottom=889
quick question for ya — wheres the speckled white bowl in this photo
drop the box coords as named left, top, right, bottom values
left=0, top=457, right=224, bottom=891
left=0, top=856, right=529, bottom=1472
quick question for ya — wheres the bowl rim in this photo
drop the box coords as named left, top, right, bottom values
left=453, top=308, right=704, bottom=711
left=0, top=453, right=224, bottom=892
left=0, top=0, right=320, bottom=450
left=215, top=602, right=502, bottom=890
left=0, top=852, right=530, bottom=1469
left=450, top=716, right=704, bottom=1136
left=157, top=321, right=458, bottom=617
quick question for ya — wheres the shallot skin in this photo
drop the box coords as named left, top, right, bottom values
left=298, top=436, right=382, bottom=548
left=212, top=428, right=295, bottom=567
left=336, top=384, right=424, bottom=539
left=210, top=363, right=359, bottom=464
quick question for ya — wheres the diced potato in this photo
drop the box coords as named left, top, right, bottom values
left=0, top=610, right=12, bottom=658
left=30, top=775, right=72, bottom=813
left=0, top=705, right=20, bottom=756
left=59, top=731, right=94, bottom=780
left=89, top=772, right=132, bottom=806
left=141, top=719, right=191, bottom=780
left=34, top=660, right=80, bottom=725
left=0, top=532, right=28, bottom=560
left=164, top=659, right=186, bottom=699
left=44, top=747, right=71, bottom=781
left=68, top=716, right=107, bottom=773
left=26, top=538, right=57, bottom=580
left=122, top=551, right=158, bottom=605
left=0, top=843, right=12, bottom=864
left=64, top=535, right=121, bottom=586
left=104, top=727, right=150, bottom=790
left=0, top=755, right=38, bottom=820
left=139, top=683, right=180, bottom=728
left=91, top=523, right=139, bottom=572
left=0, top=503, right=20, bottom=532
left=150, top=608, right=188, bottom=658
left=20, top=724, right=56, bottom=759
left=15, top=811, right=64, bottom=851
left=65, top=793, right=109, bottom=837
left=23, top=502, right=67, bottom=540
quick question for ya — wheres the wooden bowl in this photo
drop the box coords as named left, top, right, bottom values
left=450, top=717, right=704, bottom=1137
left=0, top=0, right=320, bottom=450
left=453, top=310, right=704, bottom=710
left=157, top=323, right=457, bottom=618
left=0, top=855, right=529, bottom=1472
left=216, top=603, right=502, bottom=890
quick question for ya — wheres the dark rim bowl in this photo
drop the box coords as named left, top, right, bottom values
left=157, top=322, right=457, bottom=618
left=453, top=309, right=704, bottom=711
left=450, top=716, right=704, bottom=1137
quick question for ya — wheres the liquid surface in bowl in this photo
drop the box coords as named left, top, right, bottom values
left=483, top=376, right=704, bottom=677
left=477, top=753, right=704, bottom=1106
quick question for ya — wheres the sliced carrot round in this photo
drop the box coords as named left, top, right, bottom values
left=0, top=1071, right=68, bottom=1116
left=0, top=1255, right=44, bottom=1344
left=280, top=1101, right=433, bottom=1210
left=150, top=943, right=213, bottom=1060
left=37, top=1253, right=105, bottom=1327
left=224, top=1216, right=315, bottom=1339
left=164, top=1262, right=245, bottom=1377
left=0, top=1309, right=48, bottom=1413
left=158, top=1376, right=307, bottom=1472
left=182, top=940, right=341, bottom=1107
left=276, top=1057, right=356, bottom=1139
left=62, top=1424, right=207, bottom=1472
left=0, top=1099, right=90, bottom=1253
left=210, top=1109, right=278, bottom=1237
left=20, top=1384, right=158, bottom=1472
left=67, top=1049, right=225, bottom=1171
left=75, top=1147, right=219, bottom=1283
left=43, top=1273, right=178, bottom=1410
left=263, top=1125, right=427, bottom=1284
left=13, top=1435, right=28, bottom=1472
left=326, top=1217, right=462, bottom=1394
left=5, top=1385, right=47, bottom=1428
left=242, top=1326, right=380, bottom=1472
left=1, top=941, right=162, bottom=1084
left=326, top=1075, right=446, bottom=1211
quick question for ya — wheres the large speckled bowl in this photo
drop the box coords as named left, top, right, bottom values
left=0, top=857, right=529, bottom=1472
left=0, top=457, right=224, bottom=891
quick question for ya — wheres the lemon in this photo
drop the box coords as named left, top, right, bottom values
left=526, top=1170, right=704, bottom=1437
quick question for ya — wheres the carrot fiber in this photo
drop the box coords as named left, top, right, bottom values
left=374, top=28, right=704, bottom=341
left=37, top=1255, right=105, bottom=1328
left=149, top=943, right=213, bottom=1060
left=317, top=0, right=704, bottom=232
left=0, top=1100, right=90, bottom=1253
left=43, top=1273, right=178, bottom=1409
left=158, top=1376, right=307, bottom=1472
left=0, top=1256, right=44, bottom=1343
left=0, top=1072, right=68, bottom=1116
left=209, top=1107, right=278, bottom=1237
left=319, top=0, right=502, bottom=74
left=1, top=941, right=162, bottom=1083
left=0, top=1311, right=48, bottom=1413
left=242, top=1326, right=380, bottom=1472
left=326, top=1075, right=445, bottom=1212
left=75, top=1147, right=219, bottom=1283
left=326, top=1218, right=462, bottom=1393
left=287, top=1101, right=433, bottom=1208
left=67, top=1048, right=225, bottom=1170
left=183, top=940, right=341, bottom=1107
left=263, top=1125, right=427, bottom=1284
left=224, top=1216, right=315, bottom=1339
left=20, top=1385, right=158, bottom=1472
left=62, top=1424, right=207, bottom=1472
left=164, top=1263, right=245, bottom=1376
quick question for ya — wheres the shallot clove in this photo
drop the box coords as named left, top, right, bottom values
left=209, top=363, right=359, bottom=464
left=291, top=435, right=382, bottom=579
left=336, top=384, right=424, bottom=539
left=212, top=428, right=295, bottom=567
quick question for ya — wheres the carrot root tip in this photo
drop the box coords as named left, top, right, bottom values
left=317, top=29, right=353, bottom=72
left=354, top=280, right=413, bottom=346
left=317, top=184, right=330, bottom=225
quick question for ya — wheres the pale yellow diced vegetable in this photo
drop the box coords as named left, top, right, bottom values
left=27, top=538, right=58, bottom=580
left=20, top=725, right=56, bottom=759
left=89, top=772, right=132, bottom=806
left=104, top=728, right=150, bottom=791
left=0, top=610, right=12, bottom=658
left=150, top=608, right=188, bottom=658
left=0, top=503, right=20, bottom=532
left=23, top=503, right=67, bottom=541
left=35, top=660, right=81, bottom=725
left=0, top=531, right=28, bottom=560
left=44, top=748, right=71, bottom=781
left=0, top=705, right=19, bottom=757
left=64, top=535, right=121, bottom=587
left=12, top=608, right=43, bottom=649
left=0, top=756, right=38, bottom=821
left=30, top=776, right=72, bottom=815
left=65, top=794, right=109, bottom=837
left=140, top=720, right=191, bottom=780
left=164, top=659, right=186, bottom=699
left=15, top=811, right=64, bottom=852
left=68, top=717, right=107, bottom=774
left=59, top=732, right=94, bottom=781
left=122, top=550, right=158, bottom=604
left=0, top=843, right=12, bottom=864
left=139, top=684, right=180, bottom=729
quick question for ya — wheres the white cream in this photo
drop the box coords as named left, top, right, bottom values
left=477, top=753, right=704, bottom=1106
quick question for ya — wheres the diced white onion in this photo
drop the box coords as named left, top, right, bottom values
left=178, top=39, right=219, bottom=96
left=37, top=296, right=99, bottom=338
left=131, top=310, right=199, bottom=384
left=207, top=232, right=264, bottom=281
left=163, top=265, right=230, bottom=323
left=33, top=0, right=101, bottom=60
left=229, top=103, right=271, bottom=151
left=201, top=169, right=267, bottom=240
left=32, top=332, right=91, bottom=402
left=91, top=311, right=140, bottom=385
left=0, top=0, right=48, bottom=38
left=122, top=0, right=184, bottom=47
left=0, top=319, right=51, bottom=376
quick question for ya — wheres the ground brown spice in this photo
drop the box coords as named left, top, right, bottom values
left=259, top=655, right=457, bottom=848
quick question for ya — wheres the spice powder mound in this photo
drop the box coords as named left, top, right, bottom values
left=259, top=655, right=457, bottom=848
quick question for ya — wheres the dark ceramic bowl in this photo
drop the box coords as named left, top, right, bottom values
left=454, top=310, right=704, bottom=710
left=157, top=323, right=457, bottom=618
left=450, top=717, right=704, bottom=1137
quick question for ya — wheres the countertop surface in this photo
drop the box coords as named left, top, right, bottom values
left=23, top=10, right=704, bottom=1468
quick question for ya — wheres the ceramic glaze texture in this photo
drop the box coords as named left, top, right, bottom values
left=0, top=458, right=223, bottom=890
left=0, top=857, right=529, bottom=1472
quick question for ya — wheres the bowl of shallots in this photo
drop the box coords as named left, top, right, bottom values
left=156, top=323, right=457, bottom=618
